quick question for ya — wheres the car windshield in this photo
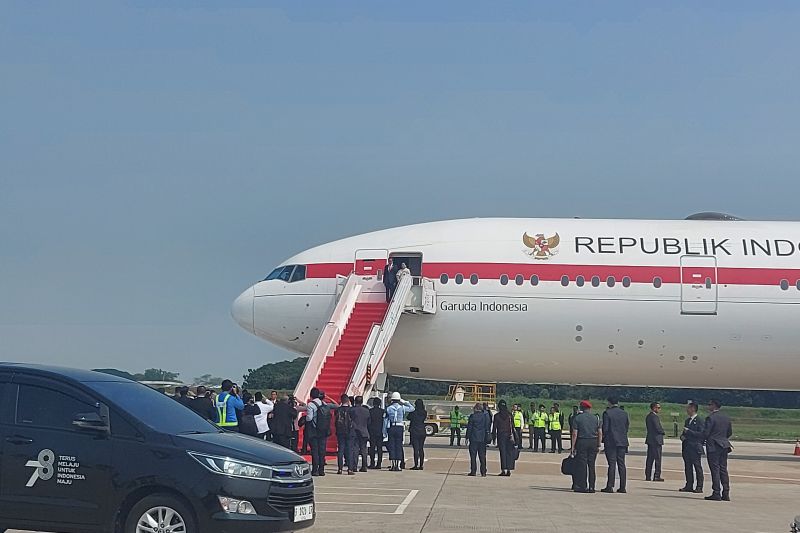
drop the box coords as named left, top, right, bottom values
left=86, top=381, right=221, bottom=435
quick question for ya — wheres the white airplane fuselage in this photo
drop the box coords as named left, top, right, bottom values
left=232, top=217, right=800, bottom=390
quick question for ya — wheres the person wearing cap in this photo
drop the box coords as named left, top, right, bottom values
left=601, top=396, right=630, bottom=493
left=570, top=400, right=602, bottom=493
left=385, top=392, right=414, bottom=472
left=679, top=401, right=705, bottom=493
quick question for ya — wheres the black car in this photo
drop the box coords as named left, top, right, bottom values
left=0, top=364, right=314, bottom=533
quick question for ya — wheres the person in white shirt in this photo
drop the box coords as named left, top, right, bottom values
left=253, top=391, right=274, bottom=440
left=396, top=263, right=411, bottom=283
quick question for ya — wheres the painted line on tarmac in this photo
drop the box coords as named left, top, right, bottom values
left=394, top=489, right=419, bottom=514
left=317, top=501, right=398, bottom=506
left=316, top=488, right=419, bottom=515
left=316, top=491, right=401, bottom=497
left=321, top=485, right=411, bottom=490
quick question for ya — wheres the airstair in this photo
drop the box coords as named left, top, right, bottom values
left=293, top=271, right=435, bottom=453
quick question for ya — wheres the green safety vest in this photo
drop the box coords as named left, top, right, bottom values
left=549, top=412, right=562, bottom=431
left=533, top=411, right=548, bottom=428
left=449, top=410, right=462, bottom=429
left=513, top=411, right=524, bottom=428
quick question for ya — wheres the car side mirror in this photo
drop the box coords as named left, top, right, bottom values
left=73, top=412, right=110, bottom=434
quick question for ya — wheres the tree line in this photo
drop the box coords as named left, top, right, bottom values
left=240, top=358, right=800, bottom=408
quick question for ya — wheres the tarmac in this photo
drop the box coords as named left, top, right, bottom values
left=9, top=437, right=800, bottom=533
left=310, top=436, right=799, bottom=533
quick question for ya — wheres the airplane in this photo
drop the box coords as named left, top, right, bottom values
left=232, top=213, right=800, bottom=391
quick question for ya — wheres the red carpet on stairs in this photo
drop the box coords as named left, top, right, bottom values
left=310, top=301, right=388, bottom=454
left=314, top=302, right=388, bottom=397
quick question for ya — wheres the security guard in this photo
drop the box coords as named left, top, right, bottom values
left=531, top=404, right=548, bottom=452
left=215, top=379, right=244, bottom=431
left=512, top=404, right=525, bottom=450
left=449, top=405, right=464, bottom=446
left=549, top=404, right=564, bottom=453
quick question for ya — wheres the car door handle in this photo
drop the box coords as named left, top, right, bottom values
left=5, top=436, right=34, bottom=445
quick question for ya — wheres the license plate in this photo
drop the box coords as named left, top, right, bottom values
left=294, top=503, right=314, bottom=522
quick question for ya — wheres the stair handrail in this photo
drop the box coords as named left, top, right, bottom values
left=349, top=273, right=414, bottom=395
left=294, top=274, right=362, bottom=403
left=347, top=324, right=381, bottom=397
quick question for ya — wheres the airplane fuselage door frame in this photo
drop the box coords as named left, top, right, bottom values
left=680, top=255, right=718, bottom=315
left=354, top=248, right=389, bottom=278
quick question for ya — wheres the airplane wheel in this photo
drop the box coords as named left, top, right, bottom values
left=125, top=493, right=197, bottom=533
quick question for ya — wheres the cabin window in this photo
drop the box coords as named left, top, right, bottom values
left=591, top=276, right=600, bottom=287
left=440, top=274, right=449, bottom=284
left=622, top=276, right=631, bottom=288
left=653, top=276, right=662, bottom=288
left=455, top=273, right=464, bottom=285
left=607, top=276, right=616, bottom=287
left=796, top=280, right=800, bottom=290
left=515, top=274, right=524, bottom=286
left=530, top=275, right=539, bottom=286
left=576, top=275, right=585, bottom=287
left=705, top=277, right=712, bottom=289
left=470, top=274, right=479, bottom=285
left=500, top=274, right=509, bottom=286
left=560, top=275, right=569, bottom=287
left=780, top=279, right=789, bottom=290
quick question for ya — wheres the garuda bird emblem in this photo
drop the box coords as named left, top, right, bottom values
left=523, top=232, right=560, bottom=259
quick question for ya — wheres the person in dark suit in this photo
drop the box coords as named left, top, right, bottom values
left=382, top=259, right=397, bottom=302
left=601, top=396, right=630, bottom=493
left=703, top=398, right=733, bottom=501
left=645, top=402, right=666, bottom=482
left=466, top=403, right=490, bottom=477
left=679, top=401, right=705, bottom=493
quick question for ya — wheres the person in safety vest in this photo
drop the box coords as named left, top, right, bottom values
left=512, top=404, right=525, bottom=450
left=215, top=379, right=245, bottom=431
left=449, top=406, right=464, bottom=447
left=531, top=404, right=548, bottom=452
left=549, top=403, right=565, bottom=453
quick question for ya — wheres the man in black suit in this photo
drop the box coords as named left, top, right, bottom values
left=382, top=259, right=397, bottom=302
left=601, top=396, right=630, bottom=493
left=703, top=398, right=733, bottom=501
left=679, top=401, right=705, bottom=493
left=645, top=402, right=665, bottom=482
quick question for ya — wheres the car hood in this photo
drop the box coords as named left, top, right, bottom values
left=173, top=431, right=306, bottom=465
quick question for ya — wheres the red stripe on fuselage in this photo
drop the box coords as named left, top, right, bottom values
left=304, top=262, right=800, bottom=286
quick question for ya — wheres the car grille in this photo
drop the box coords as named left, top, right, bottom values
left=267, top=482, right=314, bottom=515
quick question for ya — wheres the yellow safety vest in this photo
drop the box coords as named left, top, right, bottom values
left=533, top=411, right=548, bottom=428
left=549, top=412, right=562, bottom=431
left=513, top=411, right=524, bottom=428
left=215, top=392, right=238, bottom=427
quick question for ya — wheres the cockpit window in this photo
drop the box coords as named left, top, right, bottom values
left=264, top=265, right=306, bottom=283
left=290, top=265, right=306, bottom=282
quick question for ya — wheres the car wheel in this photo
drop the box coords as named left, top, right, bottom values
left=424, top=424, right=435, bottom=436
left=125, top=493, right=197, bottom=533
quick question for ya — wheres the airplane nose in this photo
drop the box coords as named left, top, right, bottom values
left=231, top=286, right=255, bottom=334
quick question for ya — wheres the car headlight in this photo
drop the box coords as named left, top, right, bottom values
left=188, top=452, right=272, bottom=481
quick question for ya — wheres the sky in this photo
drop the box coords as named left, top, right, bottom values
left=2, top=2, right=800, bottom=381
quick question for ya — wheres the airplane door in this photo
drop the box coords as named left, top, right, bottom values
left=680, top=255, right=718, bottom=315
left=354, top=249, right=388, bottom=277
